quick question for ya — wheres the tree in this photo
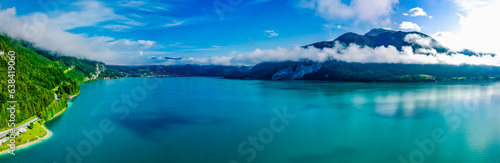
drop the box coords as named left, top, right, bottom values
left=28, top=122, right=34, bottom=129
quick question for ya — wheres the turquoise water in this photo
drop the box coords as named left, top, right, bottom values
left=1, top=77, right=500, bottom=163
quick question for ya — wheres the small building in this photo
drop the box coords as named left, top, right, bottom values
left=0, top=137, right=9, bottom=145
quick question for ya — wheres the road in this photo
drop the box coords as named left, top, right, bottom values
left=0, top=117, right=39, bottom=138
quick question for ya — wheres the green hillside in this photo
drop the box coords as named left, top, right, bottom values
left=34, top=49, right=125, bottom=82
left=0, top=34, right=123, bottom=129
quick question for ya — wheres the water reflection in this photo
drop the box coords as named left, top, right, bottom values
left=264, top=81, right=500, bottom=162
left=270, top=81, right=500, bottom=119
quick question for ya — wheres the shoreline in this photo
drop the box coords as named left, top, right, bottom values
left=0, top=93, right=79, bottom=156
left=0, top=123, right=54, bottom=156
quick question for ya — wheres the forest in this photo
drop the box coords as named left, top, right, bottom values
left=0, top=34, right=111, bottom=129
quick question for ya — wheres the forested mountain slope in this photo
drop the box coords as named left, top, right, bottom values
left=0, top=34, right=123, bottom=129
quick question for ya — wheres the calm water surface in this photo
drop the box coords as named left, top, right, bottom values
left=1, top=77, right=500, bottom=163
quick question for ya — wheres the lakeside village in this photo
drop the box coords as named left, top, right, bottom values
left=0, top=90, right=63, bottom=155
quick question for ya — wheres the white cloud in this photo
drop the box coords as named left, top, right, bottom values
left=102, top=24, right=132, bottom=31
left=162, top=20, right=184, bottom=28
left=160, top=17, right=208, bottom=28
left=264, top=30, right=279, bottom=37
left=409, top=7, right=427, bottom=16
left=298, top=0, right=398, bottom=25
left=118, top=1, right=147, bottom=7
left=49, top=0, right=143, bottom=30
left=0, top=7, right=158, bottom=65
left=434, top=0, right=500, bottom=54
left=163, top=42, right=500, bottom=66
left=323, top=24, right=342, bottom=29
left=117, top=0, right=171, bottom=12
left=453, top=0, right=490, bottom=11
left=154, top=6, right=166, bottom=10
left=107, top=39, right=156, bottom=51
left=167, top=42, right=195, bottom=48
left=432, top=31, right=459, bottom=50
left=404, top=34, right=433, bottom=48
left=185, top=45, right=221, bottom=52
left=406, top=7, right=431, bottom=18
left=415, top=48, right=438, bottom=55
left=399, top=21, right=421, bottom=31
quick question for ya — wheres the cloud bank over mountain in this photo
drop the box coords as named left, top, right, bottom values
left=163, top=41, right=500, bottom=66
left=404, top=34, right=433, bottom=48
left=399, top=21, right=421, bottom=31
left=0, top=4, right=155, bottom=65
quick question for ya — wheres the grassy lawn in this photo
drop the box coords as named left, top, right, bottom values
left=0, top=116, right=38, bottom=132
left=0, top=122, right=47, bottom=151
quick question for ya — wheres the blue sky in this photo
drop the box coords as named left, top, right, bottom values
left=0, top=0, right=497, bottom=65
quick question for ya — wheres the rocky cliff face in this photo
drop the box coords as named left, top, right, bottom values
left=271, top=68, right=294, bottom=80
left=271, top=63, right=322, bottom=80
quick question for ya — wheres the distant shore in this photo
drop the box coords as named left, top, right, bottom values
left=0, top=93, right=79, bottom=156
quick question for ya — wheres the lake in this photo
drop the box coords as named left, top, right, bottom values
left=1, top=77, right=500, bottom=163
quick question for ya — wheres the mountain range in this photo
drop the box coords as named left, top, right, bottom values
left=305, top=28, right=448, bottom=53
left=117, top=28, right=500, bottom=82
left=305, top=28, right=493, bottom=57
left=223, top=28, right=500, bottom=81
